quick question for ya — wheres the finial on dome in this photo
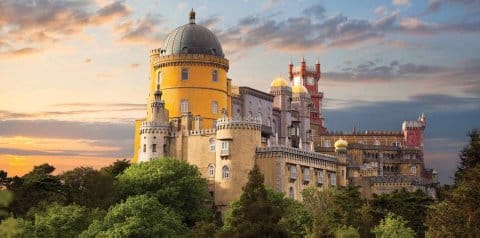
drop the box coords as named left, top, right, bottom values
left=189, top=8, right=196, bottom=24
left=316, top=58, right=320, bottom=64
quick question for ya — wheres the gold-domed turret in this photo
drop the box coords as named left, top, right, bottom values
left=292, top=84, right=308, bottom=94
left=270, top=77, right=289, bottom=87
left=334, top=138, right=348, bottom=150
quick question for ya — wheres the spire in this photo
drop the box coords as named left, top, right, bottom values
left=316, top=58, right=320, bottom=64
left=189, top=8, right=196, bottom=24
left=301, top=55, right=305, bottom=63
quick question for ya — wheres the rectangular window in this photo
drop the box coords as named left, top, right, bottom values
left=317, top=170, right=324, bottom=184
left=212, top=101, right=218, bottom=114
left=181, top=68, right=189, bottom=80
left=143, top=144, right=146, bottom=152
left=152, top=144, right=157, bottom=152
left=290, top=165, right=297, bottom=179
left=303, top=167, right=310, bottom=182
left=180, top=100, right=189, bottom=114
left=212, top=70, right=218, bottom=82
left=330, top=173, right=337, bottom=186
left=220, top=141, right=229, bottom=156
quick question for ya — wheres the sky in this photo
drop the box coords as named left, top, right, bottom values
left=0, top=0, right=479, bottom=184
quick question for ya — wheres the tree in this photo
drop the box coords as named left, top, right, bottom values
left=29, top=204, right=102, bottom=238
left=0, top=217, right=31, bottom=238
left=334, top=226, right=360, bottom=238
left=0, top=190, right=13, bottom=220
left=455, top=129, right=480, bottom=182
left=371, top=189, right=433, bottom=237
left=302, top=187, right=339, bottom=237
left=426, top=130, right=480, bottom=237
left=8, top=164, right=65, bottom=216
left=219, top=165, right=287, bottom=237
left=372, top=213, right=415, bottom=238
left=117, top=158, right=210, bottom=226
left=0, top=170, right=10, bottom=189
left=100, top=159, right=131, bottom=177
left=279, top=199, right=312, bottom=237
left=60, top=167, right=115, bottom=209
left=81, top=194, right=188, bottom=237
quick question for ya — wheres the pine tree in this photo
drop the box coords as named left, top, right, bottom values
left=220, top=165, right=287, bottom=238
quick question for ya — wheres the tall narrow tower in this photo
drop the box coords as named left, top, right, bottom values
left=288, top=58, right=326, bottom=134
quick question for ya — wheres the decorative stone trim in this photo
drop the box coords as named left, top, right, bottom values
left=215, top=117, right=261, bottom=131
left=256, top=146, right=337, bottom=170
left=152, top=54, right=229, bottom=71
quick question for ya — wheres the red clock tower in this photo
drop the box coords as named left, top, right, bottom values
left=288, top=57, right=326, bottom=134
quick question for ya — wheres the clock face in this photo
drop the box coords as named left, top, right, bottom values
left=307, top=78, right=315, bottom=85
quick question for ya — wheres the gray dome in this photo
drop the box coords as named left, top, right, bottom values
left=161, top=12, right=224, bottom=57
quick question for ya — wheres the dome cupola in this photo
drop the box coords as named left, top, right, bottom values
left=160, top=9, right=224, bottom=57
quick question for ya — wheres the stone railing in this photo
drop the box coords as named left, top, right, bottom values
left=256, top=146, right=337, bottom=170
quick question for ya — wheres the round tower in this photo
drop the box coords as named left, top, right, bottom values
left=213, top=118, right=261, bottom=212
left=148, top=9, right=230, bottom=128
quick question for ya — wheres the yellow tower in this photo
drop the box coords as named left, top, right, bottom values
left=133, top=9, right=230, bottom=162
left=148, top=9, right=230, bottom=127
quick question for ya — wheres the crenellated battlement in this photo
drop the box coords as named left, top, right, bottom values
left=323, top=130, right=403, bottom=136
left=140, top=121, right=170, bottom=134
left=215, top=117, right=261, bottom=131
left=189, top=129, right=216, bottom=136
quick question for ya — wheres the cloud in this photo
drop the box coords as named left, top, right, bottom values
left=427, top=0, right=480, bottom=13
left=84, top=58, right=92, bottom=63
left=0, top=0, right=131, bottom=58
left=0, top=47, right=41, bottom=59
left=392, top=0, right=411, bottom=6
left=302, top=4, right=326, bottom=19
left=130, top=63, right=140, bottom=68
left=0, top=120, right=133, bottom=140
left=199, top=15, right=222, bottom=29
left=374, top=6, right=388, bottom=16
left=115, top=14, right=164, bottom=44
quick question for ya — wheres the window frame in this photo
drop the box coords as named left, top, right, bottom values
left=212, top=70, right=218, bottom=82
left=222, top=166, right=230, bottom=179
left=181, top=67, right=189, bottom=81
left=180, top=99, right=189, bottom=114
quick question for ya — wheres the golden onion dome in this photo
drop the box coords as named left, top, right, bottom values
left=270, top=77, right=289, bottom=87
left=334, top=138, right=348, bottom=150
left=292, top=84, right=308, bottom=94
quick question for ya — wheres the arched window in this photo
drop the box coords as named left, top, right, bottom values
left=180, top=100, right=189, bottom=114
left=212, top=70, right=218, bottom=82
left=212, top=101, right=218, bottom=114
left=289, top=187, right=294, bottom=199
left=181, top=68, right=189, bottom=80
left=267, top=117, right=271, bottom=127
left=257, top=112, right=263, bottom=124
left=411, top=165, right=417, bottom=174
left=222, top=166, right=230, bottom=179
left=208, top=164, right=215, bottom=178
left=374, top=140, right=381, bottom=146
left=324, top=140, right=331, bottom=147
left=143, top=144, right=146, bottom=152
left=248, top=111, right=253, bottom=118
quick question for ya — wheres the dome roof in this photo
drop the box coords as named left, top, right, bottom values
left=161, top=10, right=224, bottom=57
left=270, top=77, right=289, bottom=87
left=334, top=138, right=348, bottom=149
left=292, top=84, right=308, bottom=94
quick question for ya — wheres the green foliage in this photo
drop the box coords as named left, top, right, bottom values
left=81, top=194, right=188, bottom=238
left=8, top=164, right=65, bottom=216
left=302, top=185, right=367, bottom=237
left=117, top=157, right=211, bottom=226
left=100, top=159, right=131, bottom=177
left=191, top=221, right=218, bottom=238
left=371, top=189, right=433, bottom=237
left=0, top=217, right=31, bottom=238
left=60, top=167, right=115, bottom=209
left=219, top=165, right=287, bottom=237
left=0, top=190, right=13, bottom=219
left=334, top=226, right=360, bottom=238
left=29, top=203, right=102, bottom=238
left=426, top=165, right=480, bottom=237
left=372, top=213, right=415, bottom=238
left=0, top=170, right=10, bottom=188
left=455, top=129, right=480, bottom=182
left=279, top=199, right=312, bottom=237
